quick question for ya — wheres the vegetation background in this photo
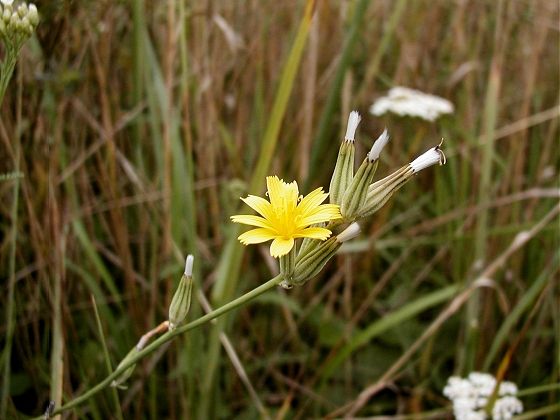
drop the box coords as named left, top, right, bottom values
left=1, top=0, right=559, bottom=418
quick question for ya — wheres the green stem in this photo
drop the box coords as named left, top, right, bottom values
left=306, top=0, right=370, bottom=188
left=0, top=49, right=21, bottom=417
left=0, top=45, right=20, bottom=103
left=31, top=275, right=283, bottom=419
left=517, top=382, right=560, bottom=397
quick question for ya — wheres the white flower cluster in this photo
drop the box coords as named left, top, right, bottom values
left=443, top=372, right=523, bottom=420
left=0, top=0, right=39, bottom=41
left=369, top=86, right=454, bottom=122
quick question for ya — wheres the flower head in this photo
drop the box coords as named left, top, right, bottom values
left=231, top=176, right=341, bottom=258
left=443, top=372, right=523, bottom=420
left=370, top=86, right=454, bottom=121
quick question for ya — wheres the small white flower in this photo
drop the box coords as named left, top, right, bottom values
left=344, top=110, right=361, bottom=142
left=468, top=372, right=496, bottom=397
left=370, top=86, right=454, bottom=122
left=1, top=0, right=14, bottom=6
left=492, top=396, right=523, bottom=420
left=443, top=373, right=523, bottom=420
left=498, top=381, right=518, bottom=396
left=409, top=142, right=446, bottom=173
left=443, top=377, right=474, bottom=400
left=367, top=128, right=390, bottom=161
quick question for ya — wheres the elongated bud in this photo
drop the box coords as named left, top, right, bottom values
left=27, top=4, right=38, bottom=27
left=341, top=129, right=390, bottom=220
left=291, top=237, right=340, bottom=286
left=2, top=6, right=11, bottom=23
left=8, top=11, right=18, bottom=30
left=360, top=142, right=446, bottom=218
left=110, top=348, right=139, bottom=389
left=17, top=3, right=27, bottom=18
left=329, top=111, right=360, bottom=205
left=286, top=223, right=361, bottom=287
left=168, top=255, right=194, bottom=330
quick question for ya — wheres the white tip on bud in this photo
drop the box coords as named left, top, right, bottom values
left=184, top=254, right=194, bottom=276
left=410, top=142, right=446, bottom=172
left=367, top=128, right=390, bottom=162
left=28, top=4, right=38, bottom=26
left=344, top=111, right=361, bottom=142
left=336, top=222, right=361, bottom=243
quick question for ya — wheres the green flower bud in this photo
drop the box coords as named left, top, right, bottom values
left=110, top=347, right=139, bottom=389
left=297, top=233, right=323, bottom=262
left=290, top=237, right=340, bottom=286
left=329, top=111, right=360, bottom=205
left=359, top=143, right=445, bottom=218
left=27, top=3, right=38, bottom=26
left=8, top=11, right=18, bottom=30
left=341, top=129, right=389, bottom=220
left=20, top=16, right=32, bottom=35
left=359, top=166, right=410, bottom=218
left=285, top=223, right=359, bottom=287
left=17, top=3, right=27, bottom=18
left=2, top=4, right=12, bottom=21
left=168, top=255, right=194, bottom=330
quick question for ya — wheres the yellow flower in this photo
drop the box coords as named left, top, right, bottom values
left=231, top=176, right=342, bottom=258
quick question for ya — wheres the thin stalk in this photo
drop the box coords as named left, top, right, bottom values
left=247, top=0, right=317, bottom=195
left=91, top=295, right=124, bottom=420
left=31, top=275, right=283, bottom=419
left=513, top=403, right=560, bottom=420
left=0, top=50, right=21, bottom=418
left=50, top=263, right=63, bottom=420
left=465, top=0, right=504, bottom=372
left=0, top=133, right=19, bottom=419
left=517, top=383, right=560, bottom=397
left=356, top=0, right=407, bottom=103
left=306, top=0, right=370, bottom=187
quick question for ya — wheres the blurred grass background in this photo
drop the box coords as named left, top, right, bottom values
left=1, top=0, right=559, bottom=418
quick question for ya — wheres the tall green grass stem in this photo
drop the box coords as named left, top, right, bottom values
left=306, top=0, right=370, bottom=187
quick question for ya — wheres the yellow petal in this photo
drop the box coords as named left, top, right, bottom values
left=297, top=187, right=329, bottom=215
left=294, top=227, right=332, bottom=240
left=269, top=237, right=294, bottom=258
left=284, top=180, right=299, bottom=208
left=266, top=176, right=283, bottom=209
left=231, top=214, right=274, bottom=229
left=241, top=195, right=275, bottom=220
left=238, top=228, right=276, bottom=245
left=299, top=204, right=342, bottom=227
